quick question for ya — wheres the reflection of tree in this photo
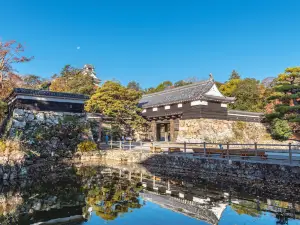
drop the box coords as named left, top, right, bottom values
left=0, top=171, right=84, bottom=225
left=0, top=194, right=23, bottom=225
left=80, top=168, right=143, bottom=221
left=231, top=200, right=266, bottom=217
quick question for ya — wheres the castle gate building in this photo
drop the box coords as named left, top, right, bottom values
left=139, top=77, right=263, bottom=142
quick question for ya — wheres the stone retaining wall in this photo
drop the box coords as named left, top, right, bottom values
left=85, top=150, right=300, bottom=185
left=3, top=108, right=94, bottom=157
left=176, top=118, right=283, bottom=143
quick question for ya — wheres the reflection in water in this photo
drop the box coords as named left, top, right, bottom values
left=0, top=163, right=299, bottom=225
left=77, top=167, right=144, bottom=221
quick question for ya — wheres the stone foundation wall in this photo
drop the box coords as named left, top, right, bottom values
left=75, top=150, right=152, bottom=163
left=83, top=150, right=300, bottom=185
left=177, top=118, right=279, bottom=143
left=3, top=108, right=94, bottom=157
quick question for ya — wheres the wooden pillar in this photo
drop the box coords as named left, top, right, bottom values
left=164, top=123, right=168, bottom=142
left=170, top=119, right=175, bottom=142
left=151, top=120, right=157, bottom=141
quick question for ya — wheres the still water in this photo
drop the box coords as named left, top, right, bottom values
left=0, top=163, right=299, bottom=225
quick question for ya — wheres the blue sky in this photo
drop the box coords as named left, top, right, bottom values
left=1, top=0, right=300, bottom=88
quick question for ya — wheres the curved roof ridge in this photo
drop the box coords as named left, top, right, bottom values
left=139, top=78, right=230, bottom=108
left=143, top=79, right=212, bottom=97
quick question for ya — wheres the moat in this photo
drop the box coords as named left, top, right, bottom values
left=0, top=161, right=299, bottom=225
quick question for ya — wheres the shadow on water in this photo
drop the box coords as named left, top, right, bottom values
left=0, top=161, right=299, bottom=225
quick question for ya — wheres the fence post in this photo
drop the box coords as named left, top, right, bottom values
left=254, top=142, right=258, bottom=157
left=203, top=142, right=206, bottom=157
left=226, top=142, right=229, bottom=158
left=110, top=139, right=113, bottom=149
left=119, top=141, right=122, bottom=150
left=184, top=142, right=187, bottom=154
left=289, top=143, right=292, bottom=165
left=140, top=172, right=143, bottom=182
left=129, top=141, right=132, bottom=150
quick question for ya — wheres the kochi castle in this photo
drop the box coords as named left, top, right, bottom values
left=83, top=64, right=100, bottom=85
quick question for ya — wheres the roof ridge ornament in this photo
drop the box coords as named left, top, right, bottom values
left=209, top=73, right=214, bottom=81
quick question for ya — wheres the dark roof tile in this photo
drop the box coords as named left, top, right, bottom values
left=5, top=88, right=89, bottom=102
left=139, top=79, right=234, bottom=108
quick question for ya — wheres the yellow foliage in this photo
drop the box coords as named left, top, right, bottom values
left=0, top=140, right=6, bottom=152
left=278, top=73, right=288, bottom=82
left=219, top=79, right=241, bottom=96
left=77, top=140, right=97, bottom=152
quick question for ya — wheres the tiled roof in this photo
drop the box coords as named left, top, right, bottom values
left=139, top=79, right=235, bottom=108
left=5, top=88, right=89, bottom=102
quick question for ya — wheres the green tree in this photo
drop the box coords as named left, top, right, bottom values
left=40, top=81, right=52, bottom=90
left=22, top=74, right=43, bottom=89
left=155, top=81, right=173, bottom=92
left=220, top=77, right=270, bottom=112
left=270, top=119, right=292, bottom=141
left=144, top=81, right=173, bottom=94
left=85, top=81, right=144, bottom=137
left=230, top=78, right=267, bottom=112
left=266, top=67, right=300, bottom=140
left=50, top=65, right=97, bottom=95
left=127, top=81, right=141, bottom=91
left=143, top=87, right=155, bottom=94
left=229, top=70, right=240, bottom=80
left=174, top=80, right=192, bottom=87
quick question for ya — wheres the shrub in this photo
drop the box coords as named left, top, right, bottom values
left=232, top=121, right=247, bottom=141
left=77, top=140, right=97, bottom=152
left=270, top=118, right=293, bottom=141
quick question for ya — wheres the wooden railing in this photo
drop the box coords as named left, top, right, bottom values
left=101, top=141, right=300, bottom=165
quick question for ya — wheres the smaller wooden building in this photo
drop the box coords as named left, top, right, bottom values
left=5, top=88, right=89, bottom=113
left=139, top=77, right=263, bottom=142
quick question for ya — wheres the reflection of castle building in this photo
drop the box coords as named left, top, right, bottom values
left=140, top=191, right=226, bottom=225
left=115, top=166, right=300, bottom=224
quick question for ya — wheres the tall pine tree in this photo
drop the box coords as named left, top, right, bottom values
left=266, top=67, right=300, bottom=140
left=229, top=70, right=240, bottom=80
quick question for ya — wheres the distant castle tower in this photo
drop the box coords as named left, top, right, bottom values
left=83, top=64, right=100, bottom=85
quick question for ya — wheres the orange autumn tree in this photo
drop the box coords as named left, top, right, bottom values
left=0, top=40, right=33, bottom=99
left=50, top=65, right=98, bottom=95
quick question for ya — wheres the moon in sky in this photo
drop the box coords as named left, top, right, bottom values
left=76, top=46, right=80, bottom=50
